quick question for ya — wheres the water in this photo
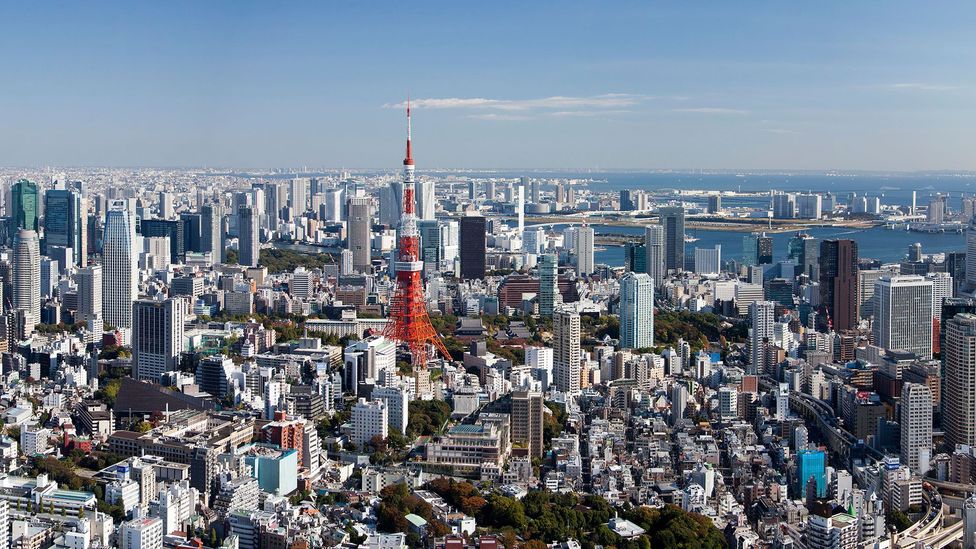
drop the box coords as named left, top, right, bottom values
left=547, top=224, right=965, bottom=267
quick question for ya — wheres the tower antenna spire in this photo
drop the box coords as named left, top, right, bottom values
left=404, top=96, right=413, bottom=166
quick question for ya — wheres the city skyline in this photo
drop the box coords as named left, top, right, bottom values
left=2, top=2, right=976, bottom=170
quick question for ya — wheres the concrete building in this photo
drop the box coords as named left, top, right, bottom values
left=351, top=398, right=388, bottom=447
left=553, top=306, right=581, bottom=393
left=900, top=383, right=933, bottom=475
left=132, top=298, right=186, bottom=383
left=644, top=224, right=665, bottom=286
left=873, top=275, right=933, bottom=359
left=619, top=272, right=654, bottom=350
left=511, top=391, right=544, bottom=458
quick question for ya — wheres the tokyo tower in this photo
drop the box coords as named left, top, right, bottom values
left=383, top=101, right=451, bottom=367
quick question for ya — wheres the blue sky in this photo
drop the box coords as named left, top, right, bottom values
left=2, top=2, right=975, bottom=170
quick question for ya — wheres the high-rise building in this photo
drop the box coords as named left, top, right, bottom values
left=459, top=214, right=487, bottom=280
left=945, top=313, right=976, bottom=449
left=372, top=386, right=410, bottom=436
left=927, top=272, right=953, bottom=318
left=873, top=275, right=933, bottom=359
left=289, top=177, right=309, bottom=215
left=757, top=234, right=773, bottom=265
left=511, top=391, right=544, bottom=457
left=659, top=206, right=685, bottom=272
left=11, top=179, right=39, bottom=232
left=346, top=196, right=372, bottom=273
left=132, top=298, right=186, bottom=383
left=538, top=253, right=559, bottom=316
left=350, top=398, right=388, bottom=446
left=619, top=272, right=654, bottom=349
left=694, top=245, right=721, bottom=275
left=12, top=229, right=40, bottom=322
left=76, top=265, right=102, bottom=323
left=158, top=191, right=174, bottom=220
left=967, top=217, right=976, bottom=290
left=788, top=233, right=819, bottom=280
left=140, top=219, right=185, bottom=264
left=795, top=193, right=822, bottom=219
left=575, top=225, right=595, bottom=276
left=772, top=192, right=796, bottom=219
left=796, top=449, right=826, bottom=498
left=749, top=300, right=775, bottom=374
left=43, top=188, right=86, bottom=267
left=644, top=225, right=665, bottom=286
left=103, top=205, right=138, bottom=336
left=819, top=239, right=859, bottom=331
left=707, top=195, right=722, bottom=214
left=530, top=178, right=541, bottom=204
left=553, top=306, right=581, bottom=393
left=237, top=205, right=259, bottom=268
left=200, top=203, right=224, bottom=263
left=416, top=180, right=435, bottom=220
left=900, top=383, right=933, bottom=475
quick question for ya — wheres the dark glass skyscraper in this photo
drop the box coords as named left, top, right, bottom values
left=459, top=214, right=486, bottom=280
left=757, top=234, right=774, bottom=265
left=11, top=179, right=39, bottom=232
left=43, top=188, right=85, bottom=266
left=819, top=239, right=859, bottom=331
left=140, top=219, right=185, bottom=264
left=659, top=206, right=685, bottom=272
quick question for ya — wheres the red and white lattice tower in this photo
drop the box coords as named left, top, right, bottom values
left=383, top=101, right=451, bottom=367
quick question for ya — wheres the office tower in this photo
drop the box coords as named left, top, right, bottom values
left=200, top=203, right=223, bottom=263
left=788, top=233, right=819, bottom=279
left=179, top=212, right=202, bottom=253
left=644, top=225, right=665, bottom=286
left=324, top=187, right=344, bottom=222
left=796, top=449, right=827, bottom=498
left=945, top=313, right=976, bottom=449
left=772, top=192, right=796, bottom=219
left=538, top=253, right=559, bottom=316
left=459, top=214, right=487, bottom=279
left=12, top=229, right=40, bottom=322
left=659, top=206, right=685, bottom=272
left=511, top=391, right=544, bottom=458
left=263, top=182, right=281, bottom=230
left=575, top=225, right=595, bottom=276
left=741, top=233, right=759, bottom=266
left=926, top=272, right=953, bottom=319
left=718, top=386, right=737, bottom=419
left=485, top=181, right=496, bottom=201
left=44, top=188, right=85, bottom=267
left=379, top=181, right=404, bottom=227
left=694, top=245, right=721, bottom=275
left=350, top=398, right=388, bottom=446
left=76, top=265, right=102, bottom=322
left=529, top=178, right=540, bottom=204
left=757, top=233, right=773, bottom=265
left=102, top=206, right=138, bottom=334
left=289, top=177, right=309, bottom=215
left=873, top=275, right=933, bottom=358
left=908, top=242, right=923, bottom=263
left=467, top=180, right=477, bottom=201
left=624, top=242, right=646, bottom=274
left=417, top=220, right=442, bottom=277
left=11, top=179, right=39, bottom=232
left=748, top=300, right=775, bottom=374
left=237, top=205, right=259, bottom=268
left=900, top=383, right=933, bottom=475
left=346, top=196, right=372, bottom=273
left=553, top=306, right=581, bottom=393
left=120, top=517, right=163, bottom=549
left=619, top=272, right=654, bottom=349
left=928, top=196, right=946, bottom=224
left=967, top=216, right=976, bottom=290
left=670, top=384, right=688, bottom=425
left=707, top=194, right=722, bottom=214
left=620, top=190, right=635, bottom=211
left=516, top=183, right=525, bottom=233
left=819, top=239, right=859, bottom=331
left=140, top=219, right=185, bottom=264
left=132, top=298, right=186, bottom=383
left=416, top=180, right=435, bottom=221
left=290, top=268, right=313, bottom=300
left=39, top=258, right=57, bottom=299
left=372, top=386, right=409, bottom=436
left=522, top=226, right=545, bottom=255
left=795, top=193, right=822, bottom=219
left=158, top=191, right=173, bottom=219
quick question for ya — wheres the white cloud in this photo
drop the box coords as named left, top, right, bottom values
left=672, top=107, right=748, bottom=115
left=385, top=94, right=650, bottom=112
left=466, top=113, right=531, bottom=121
left=888, top=82, right=958, bottom=91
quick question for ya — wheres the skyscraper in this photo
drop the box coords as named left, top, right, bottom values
left=644, top=225, right=665, bottom=286
left=237, top=205, right=259, bottom=268
left=967, top=216, right=976, bottom=290
left=140, top=219, right=185, bottom=264
left=12, top=229, right=40, bottom=322
left=945, top=313, right=976, bottom=449
left=76, top=265, right=102, bottom=323
left=43, top=188, right=86, bottom=267
left=619, top=272, right=654, bottom=349
left=102, top=205, right=138, bottom=336
left=819, top=239, right=859, bottom=331
left=346, top=196, right=372, bottom=273
left=459, top=214, right=487, bottom=280
left=511, top=391, right=544, bottom=458
left=538, top=253, right=559, bottom=316
left=415, top=180, right=435, bottom=221
left=553, top=305, right=581, bottom=393
left=575, top=225, right=595, bottom=276
left=749, top=300, right=776, bottom=374
left=132, top=298, right=186, bottom=383
left=900, top=383, right=933, bottom=475
left=289, top=177, right=309, bottom=215
left=873, top=275, right=933, bottom=359
left=200, top=203, right=223, bottom=264
left=11, top=179, right=39, bottom=232
left=694, top=245, right=721, bottom=275
left=659, top=206, right=685, bottom=272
